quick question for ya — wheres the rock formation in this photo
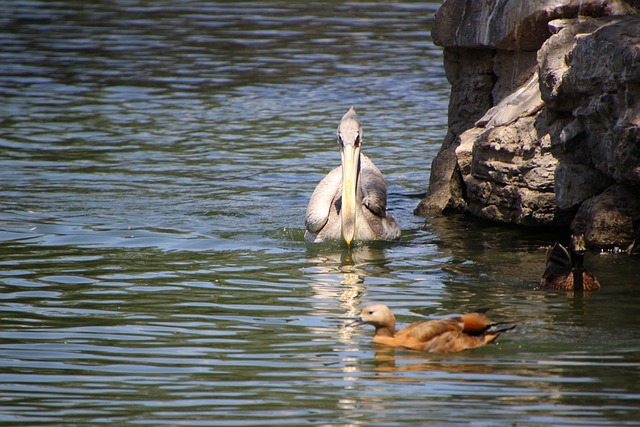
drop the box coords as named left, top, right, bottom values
left=417, top=0, right=640, bottom=250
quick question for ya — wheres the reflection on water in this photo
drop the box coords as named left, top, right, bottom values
left=306, top=245, right=391, bottom=309
left=2, top=0, right=640, bottom=425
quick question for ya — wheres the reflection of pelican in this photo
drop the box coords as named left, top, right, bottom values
left=304, top=108, right=401, bottom=246
left=348, top=304, right=515, bottom=353
left=541, top=234, right=601, bottom=291
left=303, top=245, right=391, bottom=346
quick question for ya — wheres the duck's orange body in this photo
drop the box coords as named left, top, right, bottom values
left=349, top=304, right=514, bottom=353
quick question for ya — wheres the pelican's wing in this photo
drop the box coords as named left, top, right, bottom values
left=359, top=155, right=388, bottom=218
left=305, top=166, right=341, bottom=233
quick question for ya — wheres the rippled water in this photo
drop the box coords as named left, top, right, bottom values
left=2, top=1, right=640, bottom=425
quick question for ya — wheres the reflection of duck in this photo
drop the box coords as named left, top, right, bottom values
left=541, top=234, right=601, bottom=291
left=304, top=108, right=400, bottom=246
left=347, top=304, right=514, bottom=353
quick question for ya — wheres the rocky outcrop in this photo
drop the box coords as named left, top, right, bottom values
left=417, top=0, right=640, bottom=250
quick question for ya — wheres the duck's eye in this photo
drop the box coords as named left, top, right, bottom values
left=368, top=310, right=374, bottom=315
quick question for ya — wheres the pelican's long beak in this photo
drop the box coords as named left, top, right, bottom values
left=340, top=144, right=359, bottom=246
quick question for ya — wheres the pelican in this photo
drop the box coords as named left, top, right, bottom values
left=304, top=108, right=401, bottom=245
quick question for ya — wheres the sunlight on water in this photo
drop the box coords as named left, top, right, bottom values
left=1, top=1, right=640, bottom=426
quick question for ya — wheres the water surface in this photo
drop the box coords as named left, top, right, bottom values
left=1, top=1, right=640, bottom=425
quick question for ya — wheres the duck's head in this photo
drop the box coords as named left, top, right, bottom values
left=570, top=234, right=587, bottom=256
left=348, top=304, right=396, bottom=332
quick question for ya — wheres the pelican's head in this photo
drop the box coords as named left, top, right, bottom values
left=338, top=107, right=363, bottom=246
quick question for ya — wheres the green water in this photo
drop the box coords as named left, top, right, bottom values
left=1, top=1, right=640, bottom=425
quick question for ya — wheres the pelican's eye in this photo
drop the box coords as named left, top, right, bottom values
left=337, top=132, right=344, bottom=146
left=368, top=310, right=374, bottom=315
left=354, top=133, right=360, bottom=147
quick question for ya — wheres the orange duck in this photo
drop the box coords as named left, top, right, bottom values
left=348, top=304, right=514, bottom=353
left=540, top=234, right=601, bottom=291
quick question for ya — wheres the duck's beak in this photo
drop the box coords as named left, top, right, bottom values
left=346, top=317, right=365, bottom=328
left=340, top=143, right=359, bottom=247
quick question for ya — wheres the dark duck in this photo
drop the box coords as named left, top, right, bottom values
left=540, top=234, right=601, bottom=291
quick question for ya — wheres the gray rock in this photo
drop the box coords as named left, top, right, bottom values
left=492, top=51, right=538, bottom=104
left=459, top=110, right=561, bottom=225
left=476, top=72, right=544, bottom=129
left=563, top=17, right=640, bottom=184
left=432, top=0, right=635, bottom=51
left=442, top=48, right=494, bottom=142
left=414, top=146, right=465, bottom=215
left=420, top=0, right=640, bottom=249
left=554, top=163, right=612, bottom=210
left=571, top=185, right=640, bottom=249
